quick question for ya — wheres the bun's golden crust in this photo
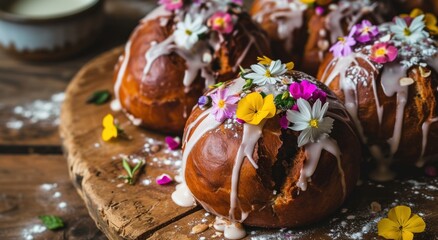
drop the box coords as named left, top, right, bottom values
left=317, top=53, right=438, bottom=165
left=114, top=12, right=270, bottom=134
left=184, top=72, right=361, bottom=227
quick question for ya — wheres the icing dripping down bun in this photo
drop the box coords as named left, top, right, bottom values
left=114, top=4, right=270, bottom=134
left=250, top=0, right=392, bottom=76
left=183, top=71, right=361, bottom=228
left=317, top=23, right=438, bottom=171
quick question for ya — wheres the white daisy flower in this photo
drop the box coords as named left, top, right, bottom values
left=390, top=15, right=429, bottom=44
left=244, top=60, right=287, bottom=85
left=286, top=99, right=334, bottom=147
left=174, top=14, right=208, bottom=50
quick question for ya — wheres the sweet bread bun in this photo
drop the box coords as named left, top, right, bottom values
left=317, top=15, right=438, bottom=180
left=114, top=1, right=270, bottom=134
left=250, top=0, right=392, bottom=75
left=172, top=58, right=361, bottom=238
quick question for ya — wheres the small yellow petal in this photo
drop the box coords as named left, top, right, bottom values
left=410, top=8, right=424, bottom=18
left=260, top=94, right=276, bottom=119
left=402, top=230, right=414, bottom=240
left=102, top=125, right=118, bottom=141
left=286, top=61, right=295, bottom=71
left=378, top=218, right=402, bottom=240
left=404, top=214, right=426, bottom=233
left=236, top=93, right=276, bottom=125
left=257, top=56, right=272, bottom=65
left=236, top=92, right=263, bottom=123
left=103, top=114, right=115, bottom=128
left=388, top=206, right=411, bottom=226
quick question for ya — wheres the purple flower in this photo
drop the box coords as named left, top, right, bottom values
left=311, top=89, right=327, bottom=103
left=329, top=26, right=357, bottom=57
left=198, top=96, right=211, bottom=107
left=210, top=88, right=240, bottom=122
left=289, top=80, right=317, bottom=100
left=156, top=174, right=173, bottom=185
left=279, top=115, right=289, bottom=129
left=165, top=136, right=180, bottom=150
left=354, top=20, right=379, bottom=43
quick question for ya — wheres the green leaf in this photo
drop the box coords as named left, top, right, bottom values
left=131, top=161, right=143, bottom=176
left=86, top=90, right=111, bottom=105
left=274, top=93, right=295, bottom=110
left=209, top=82, right=225, bottom=89
left=39, top=215, right=64, bottom=230
left=122, top=158, right=133, bottom=178
left=242, top=79, right=253, bottom=91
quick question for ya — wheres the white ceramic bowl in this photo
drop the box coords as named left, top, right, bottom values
left=0, top=0, right=104, bottom=60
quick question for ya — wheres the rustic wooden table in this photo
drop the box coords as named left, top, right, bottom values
left=0, top=1, right=156, bottom=239
left=2, top=1, right=438, bottom=240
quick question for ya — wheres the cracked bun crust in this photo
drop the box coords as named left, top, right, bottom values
left=182, top=71, right=361, bottom=228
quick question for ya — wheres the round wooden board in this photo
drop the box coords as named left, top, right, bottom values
left=60, top=47, right=438, bottom=240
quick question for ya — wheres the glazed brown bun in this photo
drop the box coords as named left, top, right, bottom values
left=180, top=70, right=361, bottom=228
left=114, top=2, right=270, bottom=134
left=317, top=18, right=438, bottom=177
left=250, top=0, right=393, bottom=75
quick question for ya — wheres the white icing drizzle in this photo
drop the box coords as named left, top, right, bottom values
left=418, top=117, right=438, bottom=167
left=321, top=52, right=377, bottom=143
left=252, top=0, right=307, bottom=51
left=139, top=2, right=260, bottom=94
left=172, top=79, right=246, bottom=207
left=114, top=40, right=132, bottom=101
left=380, top=63, right=408, bottom=156
left=297, top=136, right=346, bottom=198
left=321, top=56, right=411, bottom=181
left=224, top=223, right=247, bottom=239
left=229, top=122, right=264, bottom=222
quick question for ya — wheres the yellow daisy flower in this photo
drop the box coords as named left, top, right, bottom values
left=378, top=205, right=426, bottom=240
left=102, top=114, right=118, bottom=141
left=236, top=93, right=276, bottom=125
left=401, top=8, right=438, bottom=35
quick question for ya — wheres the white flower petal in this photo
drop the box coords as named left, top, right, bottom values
left=250, top=64, right=267, bottom=75
left=312, top=99, right=322, bottom=119
left=286, top=109, right=309, bottom=124
left=296, top=98, right=312, bottom=120
left=291, top=122, right=309, bottom=131
left=297, top=128, right=311, bottom=147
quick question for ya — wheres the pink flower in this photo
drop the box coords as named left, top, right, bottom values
left=158, top=0, right=183, bottom=11
left=279, top=115, right=289, bottom=129
left=315, top=6, right=325, bottom=16
left=156, top=174, right=173, bottom=185
left=165, top=136, right=180, bottom=150
left=330, top=26, right=357, bottom=57
left=289, top=80, right=317, bottom=100
left=311, top=89, right=327, bottom=103
left=211, top=88, right=240, bottom=122
left=289, top=80, right=327, bottom=110
left=354, top=20, right=379, bottom=43
left=369, top=42, right=398, bottom=64
left=208, top=12, right=234, bottom=34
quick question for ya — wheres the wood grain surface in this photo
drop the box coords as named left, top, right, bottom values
left=60, top=46, right=438, bottom=240
left=0, top=155, right=106, bottom=240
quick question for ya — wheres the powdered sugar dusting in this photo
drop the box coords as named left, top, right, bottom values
left=4, top=92, right=65, bottom=130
